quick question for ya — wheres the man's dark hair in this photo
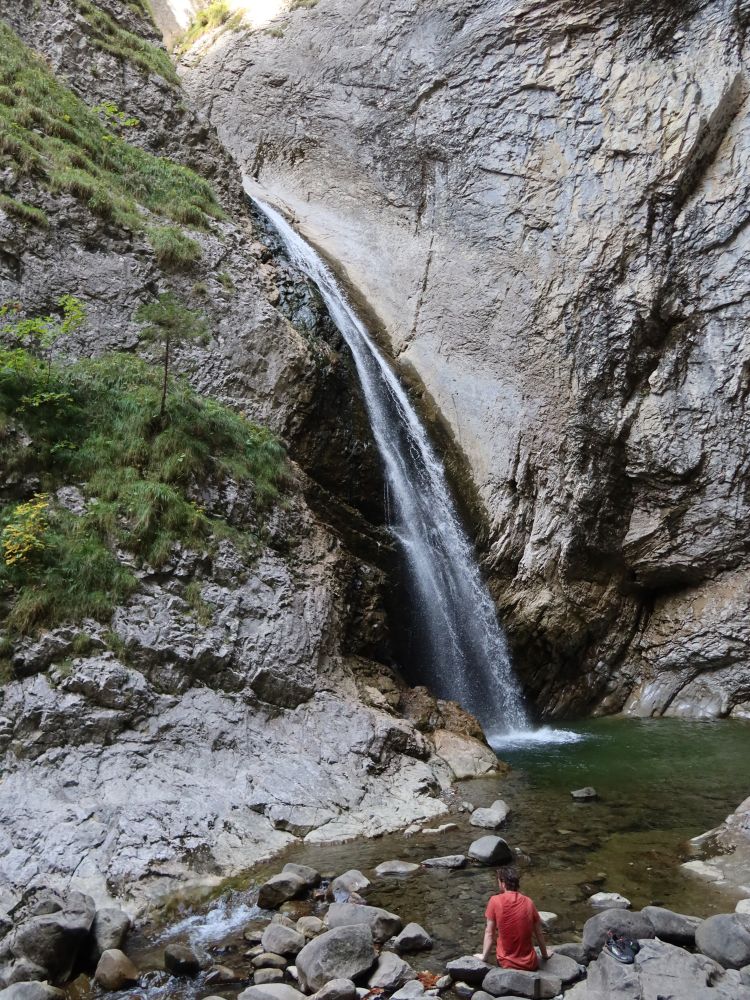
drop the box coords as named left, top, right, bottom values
left=496, top=866, right=520, bottom=891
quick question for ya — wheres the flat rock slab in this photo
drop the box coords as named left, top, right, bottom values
left=374, top=860, right=420, bottom=876
left=446, top=956, right=491, bottom=985
left=571, top=787, right=598, bottom=801
left=421, top=855, right=466, bottom=869
left=421, top=824, right=458, bottom=835
left=468, top=836, right=513, bottom=865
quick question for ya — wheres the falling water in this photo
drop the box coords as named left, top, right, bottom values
left=253, top=198, right=530, bottom=740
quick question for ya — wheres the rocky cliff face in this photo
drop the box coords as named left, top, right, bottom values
left=181, top=0, right=750, bottom=720
left=0, top=0, right=498, bottom=912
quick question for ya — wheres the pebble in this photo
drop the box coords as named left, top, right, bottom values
left=453, top=982, right=473, bottom=998
left=571, top=786, right=598, bottom=801
left=589, top=892, right=631, bottom=909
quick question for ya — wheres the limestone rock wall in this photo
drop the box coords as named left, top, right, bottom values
left=181, top=0, right=750, bottom=719
left=0, top=0, right=498, bottom=911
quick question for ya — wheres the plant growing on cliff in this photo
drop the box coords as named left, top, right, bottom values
left=0, top=195, right=48, bottom=228
left=1, top=295, right=85, bottom=382
left=147, top=227, right=202, bottom=270
left=0, top=24, right=224, bottom=237
left=135, top=293, right=209, bottom=418
left=0, top=350, right=287, bottom=632
left=72, top=0, right=179, bottom=85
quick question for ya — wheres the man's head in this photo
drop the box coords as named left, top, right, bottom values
left=496, top=865, right=520, bottom=892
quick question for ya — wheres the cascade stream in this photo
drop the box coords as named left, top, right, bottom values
left=253, top=197, right=530, bottom=741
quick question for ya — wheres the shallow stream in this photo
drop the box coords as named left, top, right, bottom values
left=125, top=718, right=750, bottom=997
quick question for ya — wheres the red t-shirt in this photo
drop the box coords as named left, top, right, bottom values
left=485, top=891, right=540, bottom=971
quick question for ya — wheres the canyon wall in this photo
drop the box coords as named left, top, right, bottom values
left=181, top=0, right=750, bottom=720
left=0, top=0, right=497, bottom=911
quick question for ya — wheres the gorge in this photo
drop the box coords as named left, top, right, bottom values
left=0, top=0, right=749, bottom=989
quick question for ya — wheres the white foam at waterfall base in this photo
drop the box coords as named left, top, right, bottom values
left=487, top=725, right=586, bottom=750
left=158, top=889, right=262, bottom=951
left=249, top=187, right=535, bottom=738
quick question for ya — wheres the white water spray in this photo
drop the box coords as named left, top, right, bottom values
left=253, top=197, right=530, bottom=739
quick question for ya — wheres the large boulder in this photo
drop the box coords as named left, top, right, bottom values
left=696, top=913, right=750, bottom=970
left=641, top=905, right=701, bottom=947
left=367, top=951, right=415, bottom=990
left=296, top=926, right=377, bottom=992
left=282, top=864, right=321, bottom=888
left=90, top=909, right=131, bottom=960
left=259, top=873, right=308, bottom=910
left=586, top=938, right=730, bottom=998
left=393, top=923, right=433, bottom=954
left=164, top=943, right=201, bottom=977
left=94, top=949, right=140, bottom=990
left=582, top=908, right=655, bottom=958
left=539, top=953, right=580, bottom=986
left=261, top=924, right=306, bottom=957
left=470, top=801, right=510, bottom=829
left=8, top=891, right=96, bottom=983
left=310, top=980, right=357, bottom=1000
left=445, top=957, right=491, bottom=985
left=482, top=967, right=561, bottom=999
left=329, top=871, right=370, bottom=901
left=327, top=903, right=402, bottom=944
left=467, top=837, right=513, bottom=866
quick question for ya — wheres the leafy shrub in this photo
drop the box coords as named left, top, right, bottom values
left=148, top=226, right=202, bottom=270
left=175, top=2, right=233, bottom=53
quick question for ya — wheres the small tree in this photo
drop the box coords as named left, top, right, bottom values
left=135, top=292, right=209, bottom=420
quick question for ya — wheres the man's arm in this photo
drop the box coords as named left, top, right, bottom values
left=474, top=919, right=496, bottom=962
left=533, top=918, right=549, bottom=961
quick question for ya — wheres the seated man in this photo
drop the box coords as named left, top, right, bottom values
left=475, top=865, right=549, bottom=970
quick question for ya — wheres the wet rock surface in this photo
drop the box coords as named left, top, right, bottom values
left=183, top=0, right=750, bottom=721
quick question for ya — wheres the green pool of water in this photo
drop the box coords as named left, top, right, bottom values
left=135, top=717, right=750, bottom=981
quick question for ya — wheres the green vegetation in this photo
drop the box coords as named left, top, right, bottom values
left=93, top=100, right=140, bottom=133
left=184, top=580, right=213, bottom=625
left=290, top=0, right=319, bottom=9
left=217, top=270, right=235, bottom=292
left=0, top=194, right=48, bottom=228
left=175, top=1, right=231, bottom=53
left=0, top=22, right=224, bottom=242
left=0, top=336, right=287, bottom=634
left=72, top=0, right=178, bottom=85
left=135, top=292, right=209, bottom=417
left=148, top=226, right=202, bottom=270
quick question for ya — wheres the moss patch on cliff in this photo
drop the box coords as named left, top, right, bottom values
left=0, top=349, right=287, bottom=633
left=0, top=21, right=222, bottom=240
left=174, top=1, right=235, bottom=54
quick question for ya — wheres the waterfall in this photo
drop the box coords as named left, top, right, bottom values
left=253, top=197, right=530, bottom=740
